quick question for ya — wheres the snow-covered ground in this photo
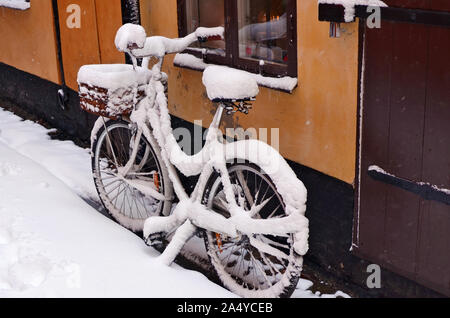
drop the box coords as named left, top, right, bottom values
left=0, top=107, right=349, bottom=298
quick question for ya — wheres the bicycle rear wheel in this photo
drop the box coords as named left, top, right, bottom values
left=92, top=120, right=172, bottom=232
left=202, top=162, right=303, bottom=298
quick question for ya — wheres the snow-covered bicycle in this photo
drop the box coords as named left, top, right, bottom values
left=78, top=24, right=309, bottom=298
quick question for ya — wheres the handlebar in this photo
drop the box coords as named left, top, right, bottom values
left=116, top=24, right=224, bottom=60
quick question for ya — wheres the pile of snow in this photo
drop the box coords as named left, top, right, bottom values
left=174, top=53, right=298, bottom=92
left=368, top=165, right=395, bottom=177
left=195, top=26, right=225, bottom=39
left=318, top=0, right=387, bottom=22
left=0, top=108, right=96, bottom=199
left=77, top=64, right=151, bottom=91
left=0, top=140, right=234, bottom=297
left=173, top=52, right=210, bottom=70
left=293, top=279, right=350, bottom=298
left=202, top=66, right=259, bottom=101
left=0, top=0, right=30, bottom=10
left=115, top=23, right=147, bottom=52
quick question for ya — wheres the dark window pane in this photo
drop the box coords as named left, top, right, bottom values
left=238, top=0, right=288, bottom=65
left=186, top=0, right=226, bottom=56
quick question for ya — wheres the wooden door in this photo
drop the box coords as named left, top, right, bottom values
left=356, top=13, right=450, bottom=295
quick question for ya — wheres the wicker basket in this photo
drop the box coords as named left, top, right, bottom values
left=77, top=64, right=151, bottom=119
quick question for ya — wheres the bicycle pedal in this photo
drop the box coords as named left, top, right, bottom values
left=144, top=232, right=165, bottom=247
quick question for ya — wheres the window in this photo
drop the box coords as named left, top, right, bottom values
left=177, top=0, right=297, bottom=78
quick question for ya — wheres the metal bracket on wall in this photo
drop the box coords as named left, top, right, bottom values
left=368, top=167, right=450, bottom=206
left=121, top=0, right=142, bottom=65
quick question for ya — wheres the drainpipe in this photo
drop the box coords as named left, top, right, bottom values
left=121, top=0, right=141, bottom=65
left=52, top=0, right=69, bottom=110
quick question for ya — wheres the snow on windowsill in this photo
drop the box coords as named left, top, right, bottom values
left=173, top=53, right=298, bottom=93
left=0, top=0, right=30, bottom=10
left=318, top=0, right=387, bottom=22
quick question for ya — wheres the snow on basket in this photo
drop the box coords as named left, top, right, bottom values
left=77, top=64, right=151, bottom=119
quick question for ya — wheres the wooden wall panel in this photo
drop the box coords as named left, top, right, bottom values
left=95, top=0, right=125, bottom=64
left=416, top=26, right=450, bottom=295
left=0, top=0, right=60, bottom=84
left=58, top=0, right=101, bottom=90
left=383, top=23, right=428, bottom=275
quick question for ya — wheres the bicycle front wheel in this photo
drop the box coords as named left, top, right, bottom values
left=202, top=162, right=303, bottom=298
left=92, top=120, right=172, bottom=232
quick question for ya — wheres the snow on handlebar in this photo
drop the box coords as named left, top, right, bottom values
left=115, top=23, right=224, bottom=59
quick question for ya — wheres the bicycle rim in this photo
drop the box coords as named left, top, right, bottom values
left=93, top=121, right=166, bottom=232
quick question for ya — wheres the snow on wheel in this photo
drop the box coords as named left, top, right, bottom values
left=92, top=120, right=172, bottom=232
left=202, top=163, right=302, bottom=298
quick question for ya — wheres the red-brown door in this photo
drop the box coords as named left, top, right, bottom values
left=355, top=14, right=450, bottom=295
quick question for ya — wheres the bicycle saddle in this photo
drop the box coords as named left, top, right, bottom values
left=202, top=65, right=259, bottom=103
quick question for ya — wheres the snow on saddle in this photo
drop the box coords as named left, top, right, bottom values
left=202, top=65, right=259, bottom=103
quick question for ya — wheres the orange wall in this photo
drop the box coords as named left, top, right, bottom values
left=0, top=0, right=60, bottom=83
left=0, top=0, right=124, bottom=90
left=58, top=0, right=124, bottom=90
left=58, top=0, right=100, bottom=90
left=141, top=0, right=359, bottom=184
left=95, top=0, right=125, bottom=64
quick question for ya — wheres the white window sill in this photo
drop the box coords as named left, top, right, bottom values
left=173, top=53, right=298, bottom=94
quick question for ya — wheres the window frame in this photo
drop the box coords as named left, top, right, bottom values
left=177, top=0, right=298, bottom=78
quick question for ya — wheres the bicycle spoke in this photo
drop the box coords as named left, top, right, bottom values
left=249, top=195, right=274, bottom=218
left=105, top=181, right=122, bottom=195
left=236, top=170, right=254, bottom=207
left=103, top=177, right=121, bottom=189
left=249, top=236, right=289, bottom=260
left=267, top=204, right=282, bottom=219
left=113, top=184, right=126, bottom=206
left=249, top=251, right=273, bottom=290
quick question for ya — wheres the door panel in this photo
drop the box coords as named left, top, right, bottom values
left=416, top=26, right=450, bottom=293
left=358, top=22, right=393, bottom=260
left=384, top=22, right=428, bottom=274
left=357, top=19, right=450, bottom=296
